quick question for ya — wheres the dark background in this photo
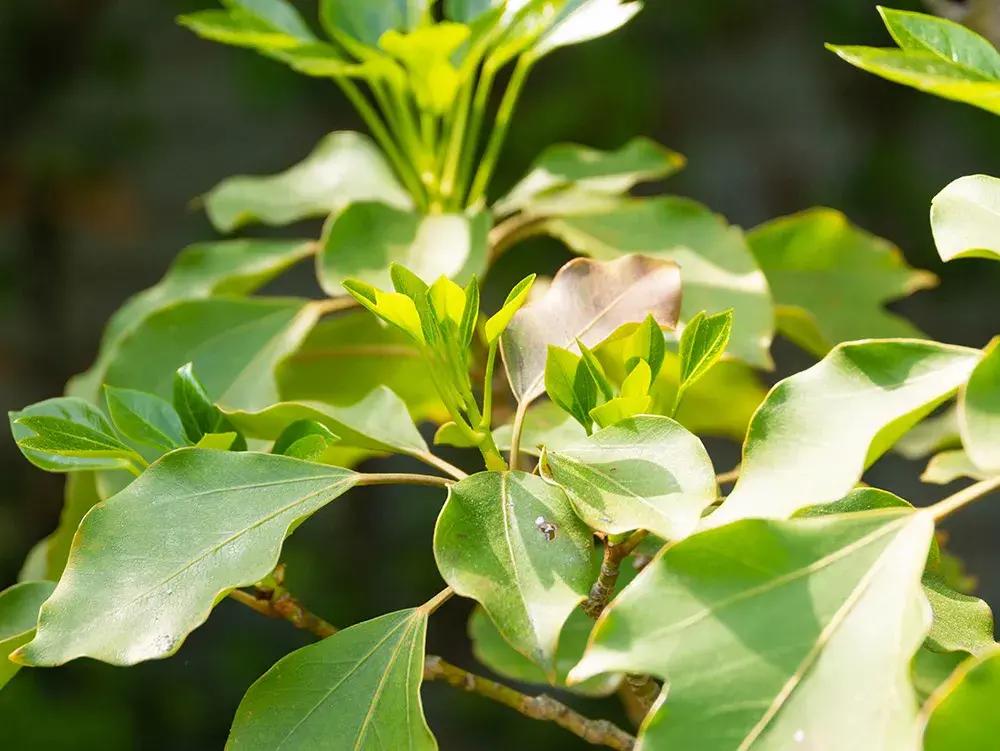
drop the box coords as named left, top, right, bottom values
left=2, top=1, right=999, bottom=748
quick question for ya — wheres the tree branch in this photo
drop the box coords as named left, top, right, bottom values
left=423, top=656, right=635, bottom=750
left=231, top=578, right=635, bottom=750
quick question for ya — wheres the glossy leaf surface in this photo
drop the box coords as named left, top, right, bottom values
left=434, top=471, right=594, bottom=668
left=104, top=386, right=189, bottom=452
left=228, top=608, right=436, bottom=750
left=16, top=450, right=358, bottom=666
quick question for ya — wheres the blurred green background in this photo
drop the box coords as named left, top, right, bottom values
left=2, top=1, right=999, bottom=748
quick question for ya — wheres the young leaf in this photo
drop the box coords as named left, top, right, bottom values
left=571, top=509, right=935, bottom=751
left=203, top=132, right=412, bottom=233
left=528, top=0, right=642, bottom=61
left=495, top=137, right=685, bottom=216
left=15, top=450, right=358, bottom=666
left=501, top=254, right=682, bottom=404
left=104, top=386, right=189, bottom=452
left=173, top=363, right=246, bottom=449
left=319, top=203, right=489, bottom=294
left=620, top=358, right=651, bottom=397
left=931, top=175, right=1000, bottom=262
left=434, top=421, right=478, bottom=448
left=468, top=606, right=620, bottom=697
left=617, top=314, right=665, bottom=381
left=828, top=9, right=1000, bottom=116
left=320, top=0, right=428, bottom=48
left=589, top=395, right=651, bottom=429
left=433, top=472, right=594, bottom=669
left=343, top=281, right=426, bottom=343
left=959, top=338, right=1000, bottom=474
left=380, top=23, right=471, bottom=114
left=223, top=386, right=429, bottom=456
left=541, top=197, right=774, bottom=368
left=0, top=581, right=56, bottom=690
left=710, top=340, right=981, bottom=525
left=227, top=608, right=436, bottom=750
left=544, top=345, right=598, bottom=430
left=922, top=648, right=1000, bottom=750
left=194, top=432, right=240, bottom=451
left=897, top=405, right=962, bottom=460
left=542, top=415, right=716, bottom=540
left=10, top=399, right=140, bottom=474
left=178, top=9, right=309, bottom=52
left=271, top=419, right=339, bottom=462
left=748, top=208, right=935, bottom=356
left=575, top=340, right=615, bottom=401
left=674, top=309, right=733, bottom=409
left=430, top=276, right=468, bottom=328
left=922, top=449, right=990, bottom=485
left=484, top=274, right=535, bottom=345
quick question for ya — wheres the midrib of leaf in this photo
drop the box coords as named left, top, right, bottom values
left=274, top=617, right=409, bottom=750
left=354, top=617, right=421, bottom=751
left=24, top=425, right=122, bottom=451
left=99, top=475, right=353, bottom=625
left=649, top=512, right=906, bottom=642
left=734, top=513, right=917, bottom=750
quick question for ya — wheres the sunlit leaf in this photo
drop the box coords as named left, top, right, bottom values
left=484, top=274, right=535, bottom=345
left=931, top=175, right=1000, bottom=262
left=15, top=450, right=358, bottom=666
left=495, top=137, right=684, bottom=216
left=897, top=405, right=961, bottom=460
left=543, top=415, right=716, bottom=540
left=543, top=197, right=774, bottom=368
left=828, top=8, right=1000, bottom=116
left=228, top=609, right=436, bottom=750
left=748, top=208, right=935, bottom=356
left=675, top=309, right=733, bottom=407
left=922, top=449, right=991, bottom=485
left=433, top=471, right=594, bottom=669
left=710, top=340, right=981, bottom=525
left=0, top=582, right=56, bottom=690
left=529, top=0, right=642, bottom=60
left=319, top=203, right=489, bottom=294
left=319, top=0, right=429, bottom=48
left=959, top=338, right=1000, bottom=474
left=205, top=132, right=412, bottom=233
left=381, top=23, right=471, bottom=114
left=501, top=254, right=682, bottom=404
left=571, top=509, right=934, bottom=751
left=178, top=0, right=317, bottom=51
left=544, top=346, right=598, bottom=430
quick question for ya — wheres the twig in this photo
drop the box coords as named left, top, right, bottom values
left=310, top=295, right=359, bottom=317
left=231, top=581, right=635, bottom=750
left=489, top=213, right=548, bottom=261
left=358, top=472, right=455, bottom=489
left=930, top=475, right=1000, bottom=521
left=716, top=465, right=741, bottom=486
left=423, top=656, right=635, bottom=750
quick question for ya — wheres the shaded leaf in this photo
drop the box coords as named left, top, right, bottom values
left=923, top=647, right=1000, bottom=750
left=748, top=208, right=935, bottom=356
left=16, top=450, right=358, bottom=666
left=173, top=363, right=247, bottom=450
left=544, top=346, right=598, bottom=430
left=318, top=203, right=489, bottom=294
left=320, top=0, right=429, bottom=48
left=104, top=386, right=188, bottom=452
left=922, top=449, right=991, bottom=484
left=960, top=337, right=1000, bottom=473
left=205, top=132, right=411, bottom=233
left=501, top=254, right=682, bottom=404
left=272, top=420, right=339, bottom=461
left=543, top=415, right=716, bottom=540
left=0, top=582, right=56, bottom=690
left=897, top=405, right=961, bottom=460
left=571, top=509, right=934, bottom=751
left=495, top=137, right=684, bottom=216
left=931, top=175, right=1000, bottom=262
left=433, top=471, right=594, bottom=669
left=227, top=608, right=436, bottom=750
left=710, top=340, right=980, bottom=525
left=529, top=0, right=642, bottom=60
left=543, top=197, right=774, bottom=368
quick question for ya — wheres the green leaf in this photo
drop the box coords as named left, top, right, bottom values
left=276, top=311, right=447, bottom=425
left=469, top=606, right=620, bottom=697
left=267, top=41, right=377, bottom=79
left=173, top=363, right=246, bottom=450
left=104, top=386, right=188, bottom=452
left=922, top=449, right=991, bottom=485
left=318, top=203, right=489, bottom=294
left=10, top=399, right=140, bottom=474
left=543, top=415, right=716, bottom=540
left=588, top=395, right=651, bottom=429
left=748, top=208, right=935, bottom=356
left=320, top=0, right=429, bottom=48
left=923, top=648, right=1000, bottom=750
left=501, top=254, right=682, bottom=404
left=381, top=23, right=471, bottom=114
left=616, top=314, right=665, bottom=382
left=710, top=340, right=981, bottom=525
left=15, top=450, right=358, bottom=666
left=484, top=274, right=535, bottom=345
left=444, top=0, right=499, bottom=23
left=576, top=340, right=615, bottom=401
left=543, top=197, right=774, bottom=368
left=272, top=419, right=339, bottom=459
left=178, top=0, right=316, bottom=51
left=828, top=8, right=1000, bottom=116
left=44, top=473, right=102, bottom=580
left=228, top=608, right=435, bottom=750
left=433, top=471, right=594, bottom=669
left=931, top=175, right=1000, bottom=262
left=676, top=309, right=733, bottom=405
left=0, top=582, right=56, bottom=690
left=194, top=432, right=240, bottom=451
left=544, top=346, right=598, bottom=430
left=960, top=338, right=1000, bottom=474
left=571, top=509, right=935, bottom=750
left=204, top=132, right=412, bottom=233
left=100, top=298, right=320, bottom=412
left=223, top=386, right=429, bottom=456
left=913, top=647, right=968, bottom=703
left=493, top=400, right=589, bottom=457
left=223, top=0, right=316, bottom=40
left=433, top=421, right=478, bottom=448
left=495, top=137, right=684, bottom=216
left=923, top=573, right=996, bottom=656
left=529, top=0, right=642, bottom=60
left=897, top=405, right=962, bottom=460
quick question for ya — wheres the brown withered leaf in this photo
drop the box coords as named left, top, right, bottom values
left=500, top=254, right=682, bottom=403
